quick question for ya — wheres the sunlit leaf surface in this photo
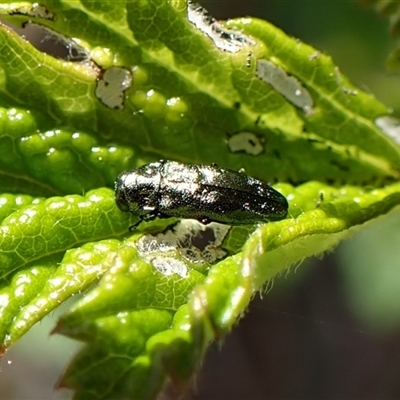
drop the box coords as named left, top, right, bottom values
left=0, top=1, right=399, bottom=398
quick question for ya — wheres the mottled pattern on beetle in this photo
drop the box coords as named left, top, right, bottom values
left=115, top=160, right=288, bottom=227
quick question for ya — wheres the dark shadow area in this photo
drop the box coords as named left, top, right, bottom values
left=193, top=253, right=400, bottom=400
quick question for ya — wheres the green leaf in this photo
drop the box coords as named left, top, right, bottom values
left=0, top=188, right=132, bottom=278
left=0, top=0, right=399, bottom=183
left=0, top=1, right=399, bottom=399
left=0, top=107, right=137, bottom=195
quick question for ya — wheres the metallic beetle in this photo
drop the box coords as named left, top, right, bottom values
left=115, top=160, right=288, bottom=228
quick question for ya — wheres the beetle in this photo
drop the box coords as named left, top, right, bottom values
left=115, top=160, right=288, bottom=229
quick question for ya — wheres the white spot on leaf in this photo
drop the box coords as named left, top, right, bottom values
left=137, top=219, right=231, bottom=266
left=187, top=2, right=256, bottom=53
left=228, top=132, right=264, bottom=156
left=95, top=67, right=132, bottom=110
left=6, top=2, right=54, bottom=19
left=309, top=51, right=320, bottom=61
left=151, top=256, right=189, bottom=277
left=375, top=116, right=400, bottom=146
left=256, top=59, right=313, bottom=113
left=342, top=88, right=358, bottom=96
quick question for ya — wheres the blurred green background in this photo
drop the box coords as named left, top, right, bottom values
left=2, top=1, right=400, bottom=399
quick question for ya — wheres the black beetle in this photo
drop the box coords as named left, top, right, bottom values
left=115, top=160, right=288, bottom=228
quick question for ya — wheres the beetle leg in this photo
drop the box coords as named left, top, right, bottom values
left=143, top=210, right=160, bottom=221
left=154, top=211, right=173, bottom=220
left=129, top=210, right=159, bottom=231
left=129, top=217, right=144, bottom=231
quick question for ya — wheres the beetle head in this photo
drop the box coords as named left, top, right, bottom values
left=115, top=164, right=162, bottom=215
left=114, top=171, right=132, bottom=212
